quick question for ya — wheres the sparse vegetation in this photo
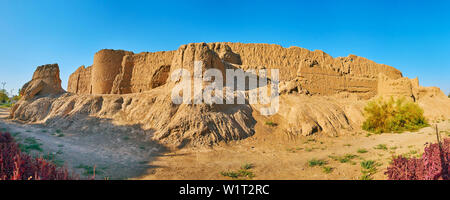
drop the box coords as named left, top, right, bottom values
left=19, top=137, right=43, bottom=153
left=308, top=159, right=328, bottom=167
left=220, top=163, right=255, bottom=179
left=0, top=131, right=73, bottom=180
left=362, top=97, right=428, bottom=134
left=357, top=148, right=368, bottom=154
left=360, top=160, right=378, bottom=180
left=329, top=154, right=358, bottom=164
left=265, top=121, right=277, bottom=127
left=322, top=166, right=333, bottom=174
left=374, top=144, right=388, bottom=151
left=241, top=163, right=254, bottom=170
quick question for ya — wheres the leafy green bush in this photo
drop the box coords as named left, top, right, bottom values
left=362, top=97, right=428, bottom=134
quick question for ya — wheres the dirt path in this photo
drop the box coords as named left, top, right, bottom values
left=0, top=108, right=165, bottom=180
left=2, top=107, right=449, bottom=180
left=138, top=119, right=450, bottom=180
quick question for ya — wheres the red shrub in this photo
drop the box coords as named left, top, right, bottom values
left=0, top=131, right=74, bottom=180
left=386, top=138, right=449, bottom=180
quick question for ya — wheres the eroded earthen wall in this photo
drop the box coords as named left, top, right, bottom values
left=67, top=42, right=406, bottom=99
left=224, top=42, right=403, bottom=99
left=67, top=65, right=92, bottom=94
left=91, top=49, right=134, bottom=94
left=128, top=51, right=175, bottom=93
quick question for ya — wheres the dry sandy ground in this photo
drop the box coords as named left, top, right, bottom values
left=0, top=108, right=165, bottom=180
left=1, top=108, right=449, bottom=180
left=138, top=113, right=450, bottom=180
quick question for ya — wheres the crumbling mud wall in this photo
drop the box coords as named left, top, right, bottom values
left=68, top=42, right=405, bottom=100
left=91, top=50, right=134, bottom=94
left=19, top=64, right=64, bottom=100
left=68, top=50, right=175, bottom=95
left=225, top=43, right=403, bottom=99
left=67, top=65, right=92, bottom=94
left=12, top=43, right=450, bottom=147
left=113, top=51, right=175, bottom=94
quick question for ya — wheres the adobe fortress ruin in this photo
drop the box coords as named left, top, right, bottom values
left=10, top=42, right=450, bottom=147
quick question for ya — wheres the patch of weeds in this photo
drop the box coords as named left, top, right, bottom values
left=220, top=163, right=256, bottom=179
left=308, top=159, right=328, bottom=167
left=361, top=160, right=376, bottom=170
left=122, top=136, right=130, bottom=140
left=357, top=148, right=368, bottom=154
left=220, top=171, right=240, bottom=179
left=237, top=169, right=255, bottom=178
left=42, top=153, right=65, bottom=167
left=329, top=154, right=358, bottom=164
left=55, top=129, right=62, bottom=134
left=389, top=146, right=398, bottom=150
left=241, top=163, right=254, bottom=170
left=139, top=146, right=146, bottom=150
left=265, top=121, right=277, bottom=127
left=360, top=160, right=378, bottom=180
left=11, top=132, right=21, bottom=137
left=19, top=137, right=43, bottom=153
left=343, top=144, right=352, bottom=147
left=304, top=148, right=313, bottom=152
left=41, top=130, right=47, bottom=133
left=322, top=166, right=333, bottom=174
left=373, top=144, right=388, bottom=151
left=58, top=144, right=64, bottom=148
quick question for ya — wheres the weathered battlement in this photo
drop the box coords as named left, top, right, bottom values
left=68, top=42, right=405, bottom=99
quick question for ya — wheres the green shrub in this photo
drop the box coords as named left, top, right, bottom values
left=362, top=97, right=428, bottom=134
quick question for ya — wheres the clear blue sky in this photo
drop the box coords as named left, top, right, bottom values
left=0, top=0, right=449, bottom=95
